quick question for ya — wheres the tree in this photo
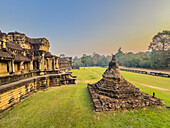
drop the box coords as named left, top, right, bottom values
left=74, top=59, right=81, bottom=67
left=148, top=30, right=170, bottom=51
left=81, top=55, right=87, bottom=69
left=86, top=55, right=93, bottom=66
left=73, top=56, right=78, bottom=62
left=150, top=50, right=163, bottom=68
left=92, top=52, right=98, bottom=66
left=148, top=30, right=170, bottom=68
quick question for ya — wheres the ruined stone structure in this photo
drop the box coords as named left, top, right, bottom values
left=58, top=57, right=72, bottom=71
left=0, top=30, right=76, bottom=112
left=87, top=55, right=162, bottom=112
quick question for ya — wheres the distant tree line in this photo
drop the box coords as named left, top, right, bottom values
left=74, top=52, right=112, bottom=67
left=73, top=30, right=170, bottom=69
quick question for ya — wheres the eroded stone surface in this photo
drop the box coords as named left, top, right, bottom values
left=87, top=55, right=162, bottom=112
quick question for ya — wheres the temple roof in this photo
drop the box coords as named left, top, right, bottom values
left=6, top=41, right=23, bottom=50
left=0, top=50, right=13, bottom=59
left=8, top=31, right=25, bottom=35
left=26, top=37, right=49, bottom=45
left=59, top=57, right=68, bottom=62
left=15, top=54, right=30, bottom=62
left=45, top=52, right=53, bottom=58
left=34, top=56, right=41, bottom=60
left=0, top=32, right=7, bottom=40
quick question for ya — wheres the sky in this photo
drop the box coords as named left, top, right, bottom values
left=0, top=0, right=170, bottom=57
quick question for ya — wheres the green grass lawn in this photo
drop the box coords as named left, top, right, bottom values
left=0, top=67, right=170, bottom=128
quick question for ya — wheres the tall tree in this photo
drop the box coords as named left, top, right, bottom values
left=73, top=56, right=78, bottom=61
left=148, top=30, right=170, bottom=68
left=148, top=30, right=170, bottom=51
left=92, top=52, right=98, bottom=66
left=81, top=55, right=87, bottom=69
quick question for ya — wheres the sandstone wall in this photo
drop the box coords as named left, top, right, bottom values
left=14, top=62, right=21, bottom=74
left=0, top=72, right=76, bottom=112
left=0, top=61, right=8, bottom=75
left=23, top=62, right=29, bottom=73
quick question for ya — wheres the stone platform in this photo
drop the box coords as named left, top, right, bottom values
left=0, top=72, right=76, bottom=112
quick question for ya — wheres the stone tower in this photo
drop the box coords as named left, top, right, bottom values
left=87, top=55, right=162, bottom=112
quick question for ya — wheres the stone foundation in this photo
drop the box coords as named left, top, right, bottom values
left=88, top=83, right=162, bottom=112
left=0, top=72, right=76, bottom=113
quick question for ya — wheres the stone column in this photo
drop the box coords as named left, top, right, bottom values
left=39, top=59, right=42, bottom=71
left=7, top=61, right=12, bottom=74
left=47, top=58, right=49, bottom=70
left=41, top=53, right=45, bottom=71
left=56, top=58, right=59, bottom=69
left=29, top=61, right=33, bottom=71
left=52, top=57, right=55, bottom=70
left=11, top=59, right=15, bottom=73
left=20, top=61, right=24, bottom=73
left=2, top=40, right=7, bottom=49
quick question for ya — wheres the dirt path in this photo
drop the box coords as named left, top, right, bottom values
left=87, top=68, right=101, bottom=77
left=139, top=83, right=169, bottom=91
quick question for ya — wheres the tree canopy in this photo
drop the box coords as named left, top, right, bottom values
left=148, top=30, right=170, bottom=51
left=81, top=55, right=87, bottom=69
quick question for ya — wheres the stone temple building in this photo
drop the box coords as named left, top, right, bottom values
left=88, top=55, right=162, bottom=112
left=0, top=30, right=76, bottom=112
left=0, top=30, right=73, bottom=75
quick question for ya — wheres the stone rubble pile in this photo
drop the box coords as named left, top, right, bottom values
left=87, top=55, right=162, bottom=112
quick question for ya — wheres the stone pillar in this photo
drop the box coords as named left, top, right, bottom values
left=47, top=58, right=49, bottom=70
left=2, top=41, right=7, bottom=49
left=52, top=57, right=55, bottom=70
left=29, top=61, right=33, bottom=71
left=39, top=59, right=42, bottom=71
left=56, top=58, right=59, bottom=69
left=41, top=53, right=45, bottom=71
left=20, top=61, right=24, bottom=73
left=49, top=58, right=52, bottom=70
left=11, top=59, right=15, bottom=73
left=7, top=61, right=12, bottom=73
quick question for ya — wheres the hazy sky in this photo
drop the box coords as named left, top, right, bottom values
left=0, top=0, right=170, bottom=57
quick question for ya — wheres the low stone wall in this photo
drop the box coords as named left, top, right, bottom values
left=0, top=72, right=76, bottom=113
left=120, top=68, right=170, bottom=78
left=0, top=72, right=37, bottom=86
left=0, top=70, right=60, bottom=86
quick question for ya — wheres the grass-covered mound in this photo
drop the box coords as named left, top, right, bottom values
left=0, top=67, right=170, bottom=128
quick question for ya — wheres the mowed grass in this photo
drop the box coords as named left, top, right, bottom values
left=0, top=67, right=170, bottom=128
